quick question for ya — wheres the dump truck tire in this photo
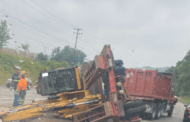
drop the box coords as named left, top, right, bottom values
left=125, top=105, right=146, bottom=119
left=155, top=103, right=162, bottom=119
left=148, top=102, right=157, bottom=121
left=168, top=105, right=174, bottom=117
left=124, top=100, right=143, bottom=110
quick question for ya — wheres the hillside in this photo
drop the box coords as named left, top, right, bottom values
left=0, top=52, right=69, bottom=85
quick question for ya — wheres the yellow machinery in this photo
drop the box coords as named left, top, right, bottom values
left=0, top=67, right=102, bottom=122
left=0, top=45, right=143, bottom=122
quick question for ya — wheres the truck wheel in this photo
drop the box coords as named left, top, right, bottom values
left=168, top=105, right=174, bottom=117
left=160, top=103, right=165, bottom=114
left=124, top=100, right=143, bottom=110
left=125, top=105, right=146, bottom=120
left=155, top=103, right=162, bottom=119
left=149, top=103, right=156, bottom=120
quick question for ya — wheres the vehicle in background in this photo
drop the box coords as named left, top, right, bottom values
left=6, top=77, right=32, bottom=90
left=183, top=104, right=190, bottom=122
left=6, top=79, right=12, bottom=88
left=26, top=77, right=32, bottom=90
left=124, top=69, right=178, bottom=120
left=36, top=70, right=46, bottom=94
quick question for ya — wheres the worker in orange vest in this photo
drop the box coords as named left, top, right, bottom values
left=16, top=73, right=27, bottom=106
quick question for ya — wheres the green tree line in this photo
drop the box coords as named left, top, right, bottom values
left=165, top=50, right=190, bottom=96
left=36, top=45, right=86, bottom=67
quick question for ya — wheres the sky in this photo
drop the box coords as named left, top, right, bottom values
left=0, top=0, right=190, bottom=68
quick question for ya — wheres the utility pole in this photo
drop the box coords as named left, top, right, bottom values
left=44, top=45, right=49, bottom=55
left=72, top=28, right=82, bottom=66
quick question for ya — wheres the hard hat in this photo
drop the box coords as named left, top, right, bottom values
left=14, top=65, right=21, bottom=70
left=22, top=70, right=26, bottom=75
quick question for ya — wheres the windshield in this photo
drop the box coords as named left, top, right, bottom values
left=41, top=68, right=77, bottom=95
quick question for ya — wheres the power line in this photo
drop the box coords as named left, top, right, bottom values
left=82, top=34, right=100, bottom=53
left=12, top=31, right=57, bottom=49
left=31, top=0, right=78, bottom=28
left=0, top=11, right=75, bottom=46
left=22, top=0, right=76, bottom=29
left=0, top=0, right=74, bottom=39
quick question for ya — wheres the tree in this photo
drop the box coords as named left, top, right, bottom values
left=44, top=60, right=69, bottom=70
left=165, top=50, right=190, bottom=96
left=21, top=43, right=30, bottom=57
left=51, top=46, right=87, bottom=66
left=0, top=20, right=11, bottom=51
left=21, top=43, right=30, bottom=52
left=36, top=53, right=48, bottom=61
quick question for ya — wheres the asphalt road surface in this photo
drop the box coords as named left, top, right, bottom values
left=0, top=85, right=186, bottom=122
left=0, top=85, right=45, bottom=106
left=141, top=101, right=185, bottom=122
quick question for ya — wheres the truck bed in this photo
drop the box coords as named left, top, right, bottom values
left=124, top=69, right=173, bottom=100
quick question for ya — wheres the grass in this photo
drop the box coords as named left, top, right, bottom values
left=0, top=52, right=69, bottom=85
left=179, top=96, right=190, bottom=104
left=0, top=67, right=12, bottom=85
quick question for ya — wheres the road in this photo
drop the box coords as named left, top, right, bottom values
left=0, top=85, right=45, bottom=106
left=142, top=101, right=185, bottom=122
left=0, top=85, right=186, bottom=122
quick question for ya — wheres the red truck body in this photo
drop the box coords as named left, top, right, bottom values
left=124, top=69, right=173, bottom=101
left=123, top=68, right=177, bottom=120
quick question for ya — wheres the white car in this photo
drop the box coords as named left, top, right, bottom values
left=26, top=77, right=32, bottom=90
left=6, top=79, right=12, bottom=88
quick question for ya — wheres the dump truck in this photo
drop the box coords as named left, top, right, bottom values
left=0, top=45, right=146, bottom=122
left=124, top=69, right=178, bottom=120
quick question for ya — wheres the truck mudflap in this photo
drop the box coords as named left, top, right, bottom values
left=73, top=101, right=120, bottom=122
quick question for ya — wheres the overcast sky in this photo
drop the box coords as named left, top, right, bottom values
left=0, top=0, right=190, bottom=68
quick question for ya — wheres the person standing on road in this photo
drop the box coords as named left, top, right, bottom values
left=10, top=66, right=21, bottom=106
left=16, top=73, right=27, bottom=106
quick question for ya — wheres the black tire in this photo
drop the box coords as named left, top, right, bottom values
left=168, top=105, right=174, bottom=117
left=125, top=105, right=146, bottom=120
left=124, top=100, right=143, bottom=110
left=149, top=103, right=157, bottom=121
left=168, top=110, right=173, bottom=117
left=183, top=118, right=190, bottom=122
left=155, top=103, right=162, bottom=119
left=160, top=103, right=165, bottom=114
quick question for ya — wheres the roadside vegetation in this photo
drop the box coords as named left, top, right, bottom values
left=0, top=52, right=69, bottom=85
left=166, top=50, right=190, bottom=97
left=0, top=19, right=87, bottom=85
left=179, top=96, right=190, bottom=104
left=0, top=45, right=86, bottom=85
